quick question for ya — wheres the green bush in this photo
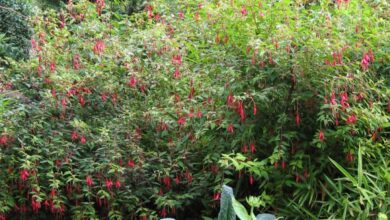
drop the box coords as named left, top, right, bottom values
left=0, top=0, right=32, bottom=60
left=0, top=0, right=389, bottom=219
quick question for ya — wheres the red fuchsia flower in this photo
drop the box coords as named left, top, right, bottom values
left=241, top=144, right=248, bottom=153
left=127, top=159, right=135, bottom=168
left=295, top=113, right=301, bottom=126
left=37, top=65, right=42, bottom=77
left=226, top=92, right=234, bottom=106
left=227, top=124, right=234, bottom=133
left=354, top=92, right=364, bottom=101
left=51, top=89, right=57, bottom=98
left=50, top=188, right=57, bottom=198
left=78, top=95, right=85, bottom=107
left=332, top=50, right=343, bottom=64
left=80, top=134, right=86, bottom=144
left=162, top=176, right=171, bottom=188
left=154, top=13, right=161, bottom=21
left=372, top=131, right=378, bottom=141
left=105, top=179, right=113, bottom=190
left=241, top=6, right=248, bottom=16
left=346, top=114, right=357, bottom=124
left=324, top=59, right=331, bottom=65
left=31, top=198, right=41, bottom=212
left=340, top=92, right=349, bottom=109
left=43, top=200, right=50, bottom=209
left=100, top=93, right=107, bottom=102
left=71, top=131, right=78, bottom=141
left=115, top=180, right=121, bottom=189
left=253, top=103, right=257, bottom=116
left=172, top=54, right=182, bottom=66
left=210, top=164, right=219, bottom=173
left=20, top=169, right=29, bottom=182
left=249, top=174, right=254, bottom=185
left=274, top=161, right=279, bottom=169
left=346, top=152, right=353, bottom=162
left=59, top=13, right=65, bottom=28
left=67, top=88, right=77, bottom=97
left=330, top=92, right=337, bottom=105
left=31, top=38, right=38, bottom=51
left=146, top=4, right=154, bottom=19
left=188, top=108, right=194, bottom=118
left=177, top=116, right=186, bottom=126
left=319, top=130, right=325, bottom=141
left=236, top=101, right=246, bottom=122
left=173, top=68, right=181, bottom=78
left=361, top=55, right=369, bottom=70
left=139, top=215, right=147, bottom=220
left=213, top=192, right=221, bottom=200
left=259, top=12, right=265, bottom=17
left=0, top=135, right=8, bottom=146
left=128, top=76, right=137, bottom=87
left=196, top=110, right=202, bottom=118
left=85, top=176, right=93, bottom=187
left=295, top=174, right=301, bottom=183
left=160, top=208, right=167, bottom=218
left=73, top=54, right=81, bottom=70
left=178, top=11, right=184, bottom=19
left=55, top=159, right=62, bottom=167
left=250, top=143, right=256, bottom=153
left=140, top=84, right=146, bottom=93
left=184, top=170, right=192, bottom=183
left=388, top=102, right=390, bottom=112
left=194, top=12, right=200, bottom=21
left=96, top=0, right=105, bottom=16
left=281, top=161, right=286, bottom=170
left=93, top=40, right=105, bottom=55
left=50, top=61, right=56, bottom=73
left=175, top=175, right=180, bottom=185
left=44, top=77, right=52, bottom=85
left=335, top=118, right=339, bottom=126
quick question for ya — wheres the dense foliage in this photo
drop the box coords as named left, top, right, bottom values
left=0, top=0, right=389, bottom=219
left=0, top=0, right=32, bottom=60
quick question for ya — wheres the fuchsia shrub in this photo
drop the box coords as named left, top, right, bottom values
left=0, top=0, right=389, bottom=219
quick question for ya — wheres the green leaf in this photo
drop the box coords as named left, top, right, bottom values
left=218, top=185, right=236, bottom=220
left=357, top=146, right=362, bottom=187
left=232, top=198, right=251, bottom=220
left=256, top=214, right=276, bottom=220
left=329, top=157, right=358, bottom=186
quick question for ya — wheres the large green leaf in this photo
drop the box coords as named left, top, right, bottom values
left=255, top=214, right=276, bottom=220
left=218, top=185, right=236, bottom=220
left=232, top=198, right=251, bottom=220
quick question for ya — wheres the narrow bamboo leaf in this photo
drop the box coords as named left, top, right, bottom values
left=358, top=146, right=363, bottom=187
left=329, top=157, right=358, bottom=186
